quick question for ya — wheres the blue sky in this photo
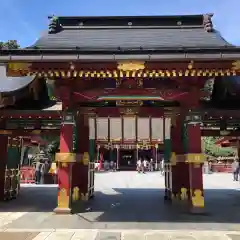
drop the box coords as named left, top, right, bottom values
left=0, top=0, right=239, bottom=47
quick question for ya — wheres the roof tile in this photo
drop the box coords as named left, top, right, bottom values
left=33, top=27, right=230, bottom=50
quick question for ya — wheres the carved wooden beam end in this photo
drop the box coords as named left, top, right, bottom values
left=203, top=13, right=214, bottom=32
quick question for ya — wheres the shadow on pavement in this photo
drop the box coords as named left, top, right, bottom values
left=0, top=184, right=240, bottom=225
left=0, top=185, right=58, bottom=212
left=74, top=188, right=240, bottom=224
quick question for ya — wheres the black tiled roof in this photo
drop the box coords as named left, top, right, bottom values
left=31, top=14, right=231, bottom=50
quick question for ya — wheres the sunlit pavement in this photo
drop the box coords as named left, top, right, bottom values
left=0, top=172, right=240, bottom=239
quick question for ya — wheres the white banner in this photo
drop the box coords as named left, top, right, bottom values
left=151, top=118, right=163, bottom=141
left=88, top=118, right=95, bottom=139
left=110, top=118, right=122, bottom=140
left=96, top=117, right=108, bottom=140
left=137, top=118, right=149, bottom=140
left=123, top=117, right=136, bottom=140
left=164, top=118, right=171, bottom=139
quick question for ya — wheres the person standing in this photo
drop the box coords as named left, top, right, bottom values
left=137, top=159, right=142, bottom=173
left=40, top=161, right=45, bottom=184
left=143, top=159, right=147, bottom=173
left=35, top=161, right=41, bottom=184
left=110, top=160, right=114, bottom=171
left=150, top=158, right=154, bottom=171
left=161, top=159, right=165, bottom=175
left=232, top=159, right=239, bottom=181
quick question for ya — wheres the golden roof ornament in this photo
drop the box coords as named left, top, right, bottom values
left=117, top=61, right=145, bottom=71
left=232, top=61, right=240, bottom=71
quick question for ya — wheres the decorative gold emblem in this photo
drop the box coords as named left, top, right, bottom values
left=31, top=130, right=41, bottom=134
left=120, top=107, right=138, bottom=116
left=116, top=100, right=143, bottom=106
left=8, top=62, right=32, bottom=72
left=180, top=188, right=188, bottom=200
left=58, top=188, right=69, bottom=208
left=192, top=189, right=204, bottom=207
left=187, top=61, right=194, bottom=70
left=82, top=152, right=89, bottom=165
left=72, top=187, right=80, bottom=201
left=232, top=61, right=240, bottom=71
left=117, top=61, right=145, bottom=71
left=170, top=152, right=177, bottom=166
left=80, top=193, right=89, bottom=201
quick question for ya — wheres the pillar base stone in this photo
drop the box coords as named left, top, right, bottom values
left=54, top=207, right=72, bottom=215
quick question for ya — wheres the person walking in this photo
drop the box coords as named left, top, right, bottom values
left=160, top=159, right=165, bottom=175
left=232, top=159, right=239, bottom=181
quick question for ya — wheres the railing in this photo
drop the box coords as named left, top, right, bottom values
left=211, top=163, right=232, bottom=173
left=20, top=166, right=36, bottom=184
left=4, top=168, right=20, bottom=200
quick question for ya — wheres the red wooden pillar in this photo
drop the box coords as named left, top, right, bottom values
left=187, top=123, right=204, bottom=212
left=0, top=136, right=8, bottom=201
left=54, top=116, right=75, bottom=214
left=72, top=113, right=92, bottom=201
left=170, top=115, right=190, bottom=202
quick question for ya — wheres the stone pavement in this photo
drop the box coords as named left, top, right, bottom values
left=0, top=229, right=240, bottom=239
left=0, top=172, right=240, bottom=238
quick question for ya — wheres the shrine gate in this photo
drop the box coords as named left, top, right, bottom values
left=1, top=13, right=240, bottom=214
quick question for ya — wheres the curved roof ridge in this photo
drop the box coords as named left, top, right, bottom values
left=0, top=65, right=35, bottom=93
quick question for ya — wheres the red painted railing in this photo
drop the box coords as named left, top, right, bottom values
left=211, top=163, right=232, bottom=173
left=20, top=167, right=36, bottom=184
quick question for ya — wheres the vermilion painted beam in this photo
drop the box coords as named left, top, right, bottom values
left=29, top=61, right=233, bottom=72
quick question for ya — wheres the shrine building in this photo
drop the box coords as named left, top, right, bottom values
left=1, top=13, right=240, bottom=214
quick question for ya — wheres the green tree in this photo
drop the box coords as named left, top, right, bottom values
left=203, top=136, right=236, bottom=157
left=41, top=135, right=60, bottom=160
left=0, top=40, right=20, bottom=49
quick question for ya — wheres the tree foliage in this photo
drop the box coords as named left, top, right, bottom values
left=41, top=135, right=60, bottom=158
left=0, top=40, right=20, bottom=49
left=203, top=137, right=236, bottom=157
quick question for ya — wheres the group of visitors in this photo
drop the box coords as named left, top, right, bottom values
left=136, top=158, right=164, bottom=173
left=95, top=160, right=117, bottom=171
left=35, top=160, right=50, bottom=184
left=104, top=160, right=117, bottom=171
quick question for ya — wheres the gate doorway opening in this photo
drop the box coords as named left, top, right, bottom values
left=119, top=149, right=136, bottom=170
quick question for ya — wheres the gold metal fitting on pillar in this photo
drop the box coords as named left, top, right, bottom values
left=58, top=188, right=70, bottom=209
left=72, top=187, right=80, bottom=202
left=192, top=189, right=204, bottom=208
left=170, top=152, right=177, bottom=166
left=185, top=153, right=206, bottom=164
left=55, top=152, right=76, bottom=167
